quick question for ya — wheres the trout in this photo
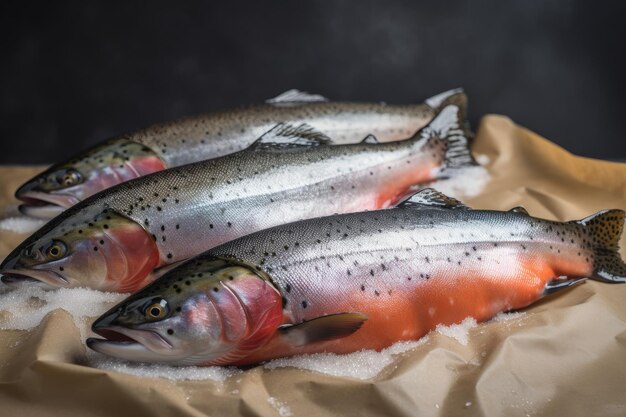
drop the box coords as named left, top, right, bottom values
left=87, top=189, right=626, bottom=366
left=16, top=88, right=466, bottom=218
left=1, top=106, right=474, bottom=292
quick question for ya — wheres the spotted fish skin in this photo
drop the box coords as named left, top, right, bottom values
left=16, top=89, right=466, bottom=218
left=208, top=198, right=626, bottom=364
left=130, top=98, right=453, bottom=167
left=1, top=106, right=474, bottom=292
left=86, top=189, right=626, bottom=366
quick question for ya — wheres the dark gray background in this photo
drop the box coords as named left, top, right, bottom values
left=1, top=1, right=624, bottom=164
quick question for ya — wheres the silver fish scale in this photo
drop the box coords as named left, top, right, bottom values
left=126, top=103, right=435, bottom=166
left=40, top=135, right=439, bottom=263
left=206, top=207, right=594, bottom=323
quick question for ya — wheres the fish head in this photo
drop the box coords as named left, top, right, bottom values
left=16, top=139, right=166, bottom=219
left=0, top=206, right=160, bottom=292
left=87, top=256, right=284, bottom=365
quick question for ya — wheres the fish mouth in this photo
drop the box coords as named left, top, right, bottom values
left=87, top=326, right=174, bottom=362
left=0, top=268, right=69, bottom=288
left=17, top=191, right=79, bottom=219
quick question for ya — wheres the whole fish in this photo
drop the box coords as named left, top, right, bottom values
left=86, top=189, right=626, bottom=366
left=0, top=105, right=475, bottom=292
left=16, top=88, right=466, bottom=218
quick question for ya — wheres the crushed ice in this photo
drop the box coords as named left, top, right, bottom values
left=263, top=338, right=429, bottom=380
left=431, top=154, right=491, bottom=199
left=435, top=317, right=478, bottom=346
left=87, top=353, right=241, bottom=382
left=0, top=216, right=46, bottom=234
left=492, top=311, right=526, bottom=322
left=267, top=397, right=293, bottom=417
left=0, top=285, right=126, bottom=341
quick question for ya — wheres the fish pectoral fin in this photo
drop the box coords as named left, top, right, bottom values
left=252, top=123, right=331, bottom=150
left=542, top=277, right=587, bottom=296
left=361, top=134, right=380, bottom=144
left=265, top=89, right=329, bottom=105
left=278, top=312, right=368, bottom=346
left=398, top=188, right=470, bottom=210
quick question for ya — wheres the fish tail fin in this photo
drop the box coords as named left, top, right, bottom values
left=418, top=104, right=476, bottom=171
left=578, top=209, right=626, bottom=283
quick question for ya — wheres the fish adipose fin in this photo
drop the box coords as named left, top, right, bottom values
left=399, top=188, right=469, bottom=210
left=509, top=206, right=529, bottom=215
left=278, top=312, right=368, bottom=346
left=418, top=105, right=476, bottom=171
left=577, top=209, right=626, bottom=283
left=253, top=123, right=331, bottom=150
left=266, top=89, right=329, bottom=106
left=361, top=134, right=380, bottom=144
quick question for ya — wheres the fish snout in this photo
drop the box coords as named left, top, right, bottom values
left=0, top=245, right=70, bottom=288
left=15, top=178, right=44, bottom=200
left=0, top=251, right=20, bottom=272
left=92, top=309, right=121, bottom=333
left=1, top=241, right=41, bottom=270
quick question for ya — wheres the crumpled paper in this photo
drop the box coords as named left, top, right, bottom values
left=1, top=115, right=625, bottom=417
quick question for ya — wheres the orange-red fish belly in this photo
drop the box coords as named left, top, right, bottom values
left=236, top=253, right=591, bottom=365
left=375, top=163, right=439, bottom=208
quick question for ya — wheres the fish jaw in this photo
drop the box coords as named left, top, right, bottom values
left=87, top=326, right=177, bottom=362
left=17, top=190, right=80, bottom=219
left=0, top=268, right=67, bottom=288
left=88, top=308, right=177, bottom=361
left=88, top=302, right=204, bottom=363
left=86, top=338, right=164, bottom=362
left=0, top=246, right=71, bottom=288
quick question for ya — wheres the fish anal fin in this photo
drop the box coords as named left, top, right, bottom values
left=253, top=123, right=331, bottom=150
left=278, top=312, right=367, bottom=346
left=542, top=277, right=587, bottom=296
left=266, top=89, right=329, bottom=106
left=398, top=188, right=469, bottom=210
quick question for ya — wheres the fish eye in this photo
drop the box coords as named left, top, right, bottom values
left=61, top=169, right=82, bottom=186
left=52, top=169, right=82, bottom=187
left=145, top=298, right=169, bottom=320
left=45, top=240, right=67, bottom=259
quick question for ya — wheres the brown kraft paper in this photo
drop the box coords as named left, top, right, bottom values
left=0, top=114, right=625, bottom=417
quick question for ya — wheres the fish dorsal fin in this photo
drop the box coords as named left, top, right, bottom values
left=361, top=134, right=379, bottom=144
left=399, top=188, right=469, bottom=210
left=278, top=312, right=367, bottom=346
left=266, top=89, right=329, bottom=106
left=509, top=206, right=529, bottom=215
left=253, top=123, right=331, bottom=150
